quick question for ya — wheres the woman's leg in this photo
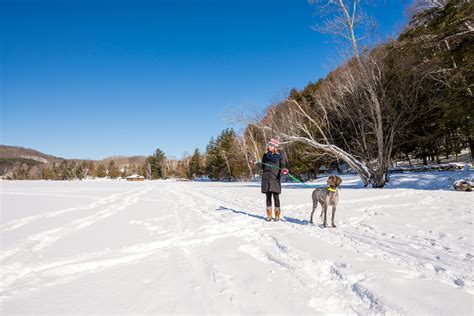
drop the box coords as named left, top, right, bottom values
left=265, top=192, right=273, bottom=221
left=273, top=193, right=280, bottom=208
left=266, top=192, right=273, bottom=207
left=273, top=193, right=281, bottom=220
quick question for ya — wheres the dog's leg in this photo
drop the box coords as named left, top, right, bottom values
left=322, top=203, right=328, bottom=227
left=331, top=206, right=337, bottom=227
left=310, top=200, right=318, bottom=224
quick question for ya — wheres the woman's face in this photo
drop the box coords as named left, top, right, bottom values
left=268, top=144, right=276, bottom=152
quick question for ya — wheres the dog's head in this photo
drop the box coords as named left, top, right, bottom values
left=327, top=175, right=342, bottom=188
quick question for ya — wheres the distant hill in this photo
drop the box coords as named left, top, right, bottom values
left=0, top=145, right=148, bottom=166
left=101, top=155, right=147, bottom=168
left=0, top=145, right=148, bottom=178
left=0, top=145, right=63, bottom=164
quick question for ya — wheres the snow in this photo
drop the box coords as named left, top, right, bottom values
left=1, top=170, right=473, bottom=314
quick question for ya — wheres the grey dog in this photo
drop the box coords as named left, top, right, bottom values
left=310, top=175, right=343, bottom=227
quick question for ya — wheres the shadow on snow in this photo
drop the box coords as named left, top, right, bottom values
left=216, top=205, right=326, bottom=228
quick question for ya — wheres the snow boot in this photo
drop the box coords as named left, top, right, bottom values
left=266, top=207, right=273, bottom=221
left=274, top=207, right=281, bottom=221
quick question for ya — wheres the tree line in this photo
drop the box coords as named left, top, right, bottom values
left=4, top=1, right=472, bottom=186
left=175, top=0, right=472, bottom=187
left=4, top=159, right=146, bottom=180
left=247, top=0, right=472, bottom=187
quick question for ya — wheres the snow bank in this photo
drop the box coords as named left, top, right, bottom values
left=301, top=169, right=474, bottom=191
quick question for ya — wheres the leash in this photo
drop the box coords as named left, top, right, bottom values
left=252, top=160, right=310, bottom=186
left=252, top=159, right=340, bottom=191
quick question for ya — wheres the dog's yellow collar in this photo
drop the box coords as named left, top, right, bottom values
left=327, top=187, right=337, bottom=192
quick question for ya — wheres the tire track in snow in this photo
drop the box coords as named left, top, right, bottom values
left=0, top=184, right=262, bottom=300
left=185, top=183, right=473, bottom=306
left=2, top=182, right=469, bottom=312
left=0, top=186, right=153, bottom=262
left=320, top=192, right=474, bottom=293
left=331, top=221, right=474, bottom=293
left=0, top=215, right=260, bottom=300
left=175, top=183, right=396, bottom=314
left=280, top=191, right=474, bottom=295
left=238, top=234, right=395, bottom=314
left=0, top=187, right=147, bottom=232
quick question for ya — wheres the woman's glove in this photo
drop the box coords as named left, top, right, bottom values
left=282, top=168, right=289, bottom=175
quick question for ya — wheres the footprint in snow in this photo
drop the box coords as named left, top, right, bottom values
left=454, top=278, right=465, bottom=287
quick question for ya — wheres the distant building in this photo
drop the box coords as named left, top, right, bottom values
left=126, top=174, right=145, bottom=181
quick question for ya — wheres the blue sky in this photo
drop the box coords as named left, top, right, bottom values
left=1, top=0, right=411, bottom=160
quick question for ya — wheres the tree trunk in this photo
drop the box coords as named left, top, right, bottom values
left=406, top=153, right=412, bottom=166
left=384, top=168, right=390, bottom=183
left=469, top=137, right=474, bottom=163
left=238, top=138, right=255, bottom=180
left=372, top=168, right=387, bottom=188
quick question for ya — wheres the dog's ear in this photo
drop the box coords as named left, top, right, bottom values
left=336, top=176, right=342, bottom=187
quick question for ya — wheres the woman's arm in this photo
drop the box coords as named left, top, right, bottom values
left=280, top=151, right=289, bottom=170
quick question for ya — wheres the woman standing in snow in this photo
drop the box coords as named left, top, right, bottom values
left=261, top=138, right=289, bottom=221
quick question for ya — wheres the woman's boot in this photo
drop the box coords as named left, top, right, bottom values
left=266, top=207, right=273, bottom=221
left=274, top=207, right=281, bottom=221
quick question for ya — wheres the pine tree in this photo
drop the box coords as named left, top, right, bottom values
left=205, top=136, right=226, bottom=180
left=76, top=163, right=85, bottom=180
left=146, top=148, right=166, bottom=179
left=204, top=129, right=246, bottom=180
left=41, top=167, right=54, bottom=180
left=108, top=160, right=121, bottom=178
left=96, top=163, right=107, bottom=178
left=189, top=149, right=203, bottom=179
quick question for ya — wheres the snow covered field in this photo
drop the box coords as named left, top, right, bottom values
left=1, top=171, right=473, bottom=315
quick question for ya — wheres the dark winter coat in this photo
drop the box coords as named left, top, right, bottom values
left=261, top=150, right=288, bottom=194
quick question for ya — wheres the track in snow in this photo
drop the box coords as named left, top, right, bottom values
left=1, top=180, right=472, bottom=314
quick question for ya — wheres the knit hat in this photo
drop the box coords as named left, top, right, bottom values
left=268, top=138, right=280, bottom=148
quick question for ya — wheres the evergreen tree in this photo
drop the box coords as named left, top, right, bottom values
left=59, top=160, right=75, bottom=180
left=138, top=164, right=146, bottom=177
left=189, top=149, right=203, bottom=179
left=41, top=167, right=54, bottom=180
left=108, top=160, right=121, bottom=178
left=147, top=148, right=166, bottom=179
left=75, top=163, right=85, bottom=180
left=395, top=0, right=474, bottom=162
left=205, top=136, right=226, bottom=180
left=205, top=129, right=246, bottom=180
left=86, top=161, right=95, bottom=178
left=96, top=163, right=107, bottom=178
left=121, top=166, right=129, bottom=178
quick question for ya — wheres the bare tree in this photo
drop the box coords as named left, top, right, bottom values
left=412, top=0, right=449, bottom=11
left=219, top=150, right=232, bottom=179
left=145, top=162, right=151, bottom=180
left=309, top=0, right=377, bottom=59
left=253, top=42, right=445, bottom=187
left=236, top=136, right=255, bottom=180
left=252, top=98, right=373, bottom=186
